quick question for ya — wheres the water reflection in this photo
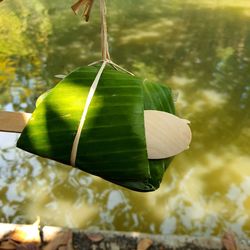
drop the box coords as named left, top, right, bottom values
left=0, top=0, right=250, bottom=237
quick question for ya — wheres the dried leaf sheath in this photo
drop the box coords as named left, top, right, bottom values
left=17, top=65, right=175, bottom=192
left=72, top=0, right=94, bottom=21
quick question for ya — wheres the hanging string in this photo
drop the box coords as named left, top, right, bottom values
left=70, top=0, right=110, bottom=166
left=98, top=0, right=134, bottom=75
left=100, top=0, right=110, bottom=61
left=72, top=0, right=134, bottom=75
left=71, top=0, right=110, bottom=56
left=70, top=0, right=134, bottom=166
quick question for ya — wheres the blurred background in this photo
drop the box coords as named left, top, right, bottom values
left=0, top=0, right=250, bottom=237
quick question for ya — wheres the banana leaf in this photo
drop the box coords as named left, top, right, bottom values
left=17, top=64, right=175, bottom=192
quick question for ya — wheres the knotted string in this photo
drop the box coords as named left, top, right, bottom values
left=100, top=0, right=110, bottom=61
left=70, top=0, right=108, bottom=166
left=70, top=0, right=133, bottom=166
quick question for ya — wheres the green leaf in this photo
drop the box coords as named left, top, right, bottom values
left=113, top=80, right=175, bottom=191
left=17, top=65, right=175, bottom=192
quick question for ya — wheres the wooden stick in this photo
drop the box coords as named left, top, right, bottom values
left=0, top=110, right=192, bottom=159
left=0, top=111, right=31, bottom=133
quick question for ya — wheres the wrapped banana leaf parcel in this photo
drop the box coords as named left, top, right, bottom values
left=17, top=63, right=191, bottom=192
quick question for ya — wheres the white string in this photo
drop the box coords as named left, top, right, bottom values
left=100, top=0, right=110, bottom=61
left=70, top=61, right=107, bottom=166
left=109, top=61, right=135, bottom=76
left=70, top=0, right=134, bottom=166
left=88, top=60, right=135, bottom=76
left=89, top=0, right=134, bottom=76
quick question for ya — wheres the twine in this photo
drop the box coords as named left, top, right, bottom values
left=70, top=60, right=107, bottom=166
left=100, top=0, right=110, bottom=61
left=70, top=0, right=133, bottom=166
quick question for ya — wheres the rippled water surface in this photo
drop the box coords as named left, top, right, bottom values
left=0, top=0, right=250, bottom=237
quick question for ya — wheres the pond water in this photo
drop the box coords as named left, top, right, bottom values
left=0, top=0, right=250, bottom=237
